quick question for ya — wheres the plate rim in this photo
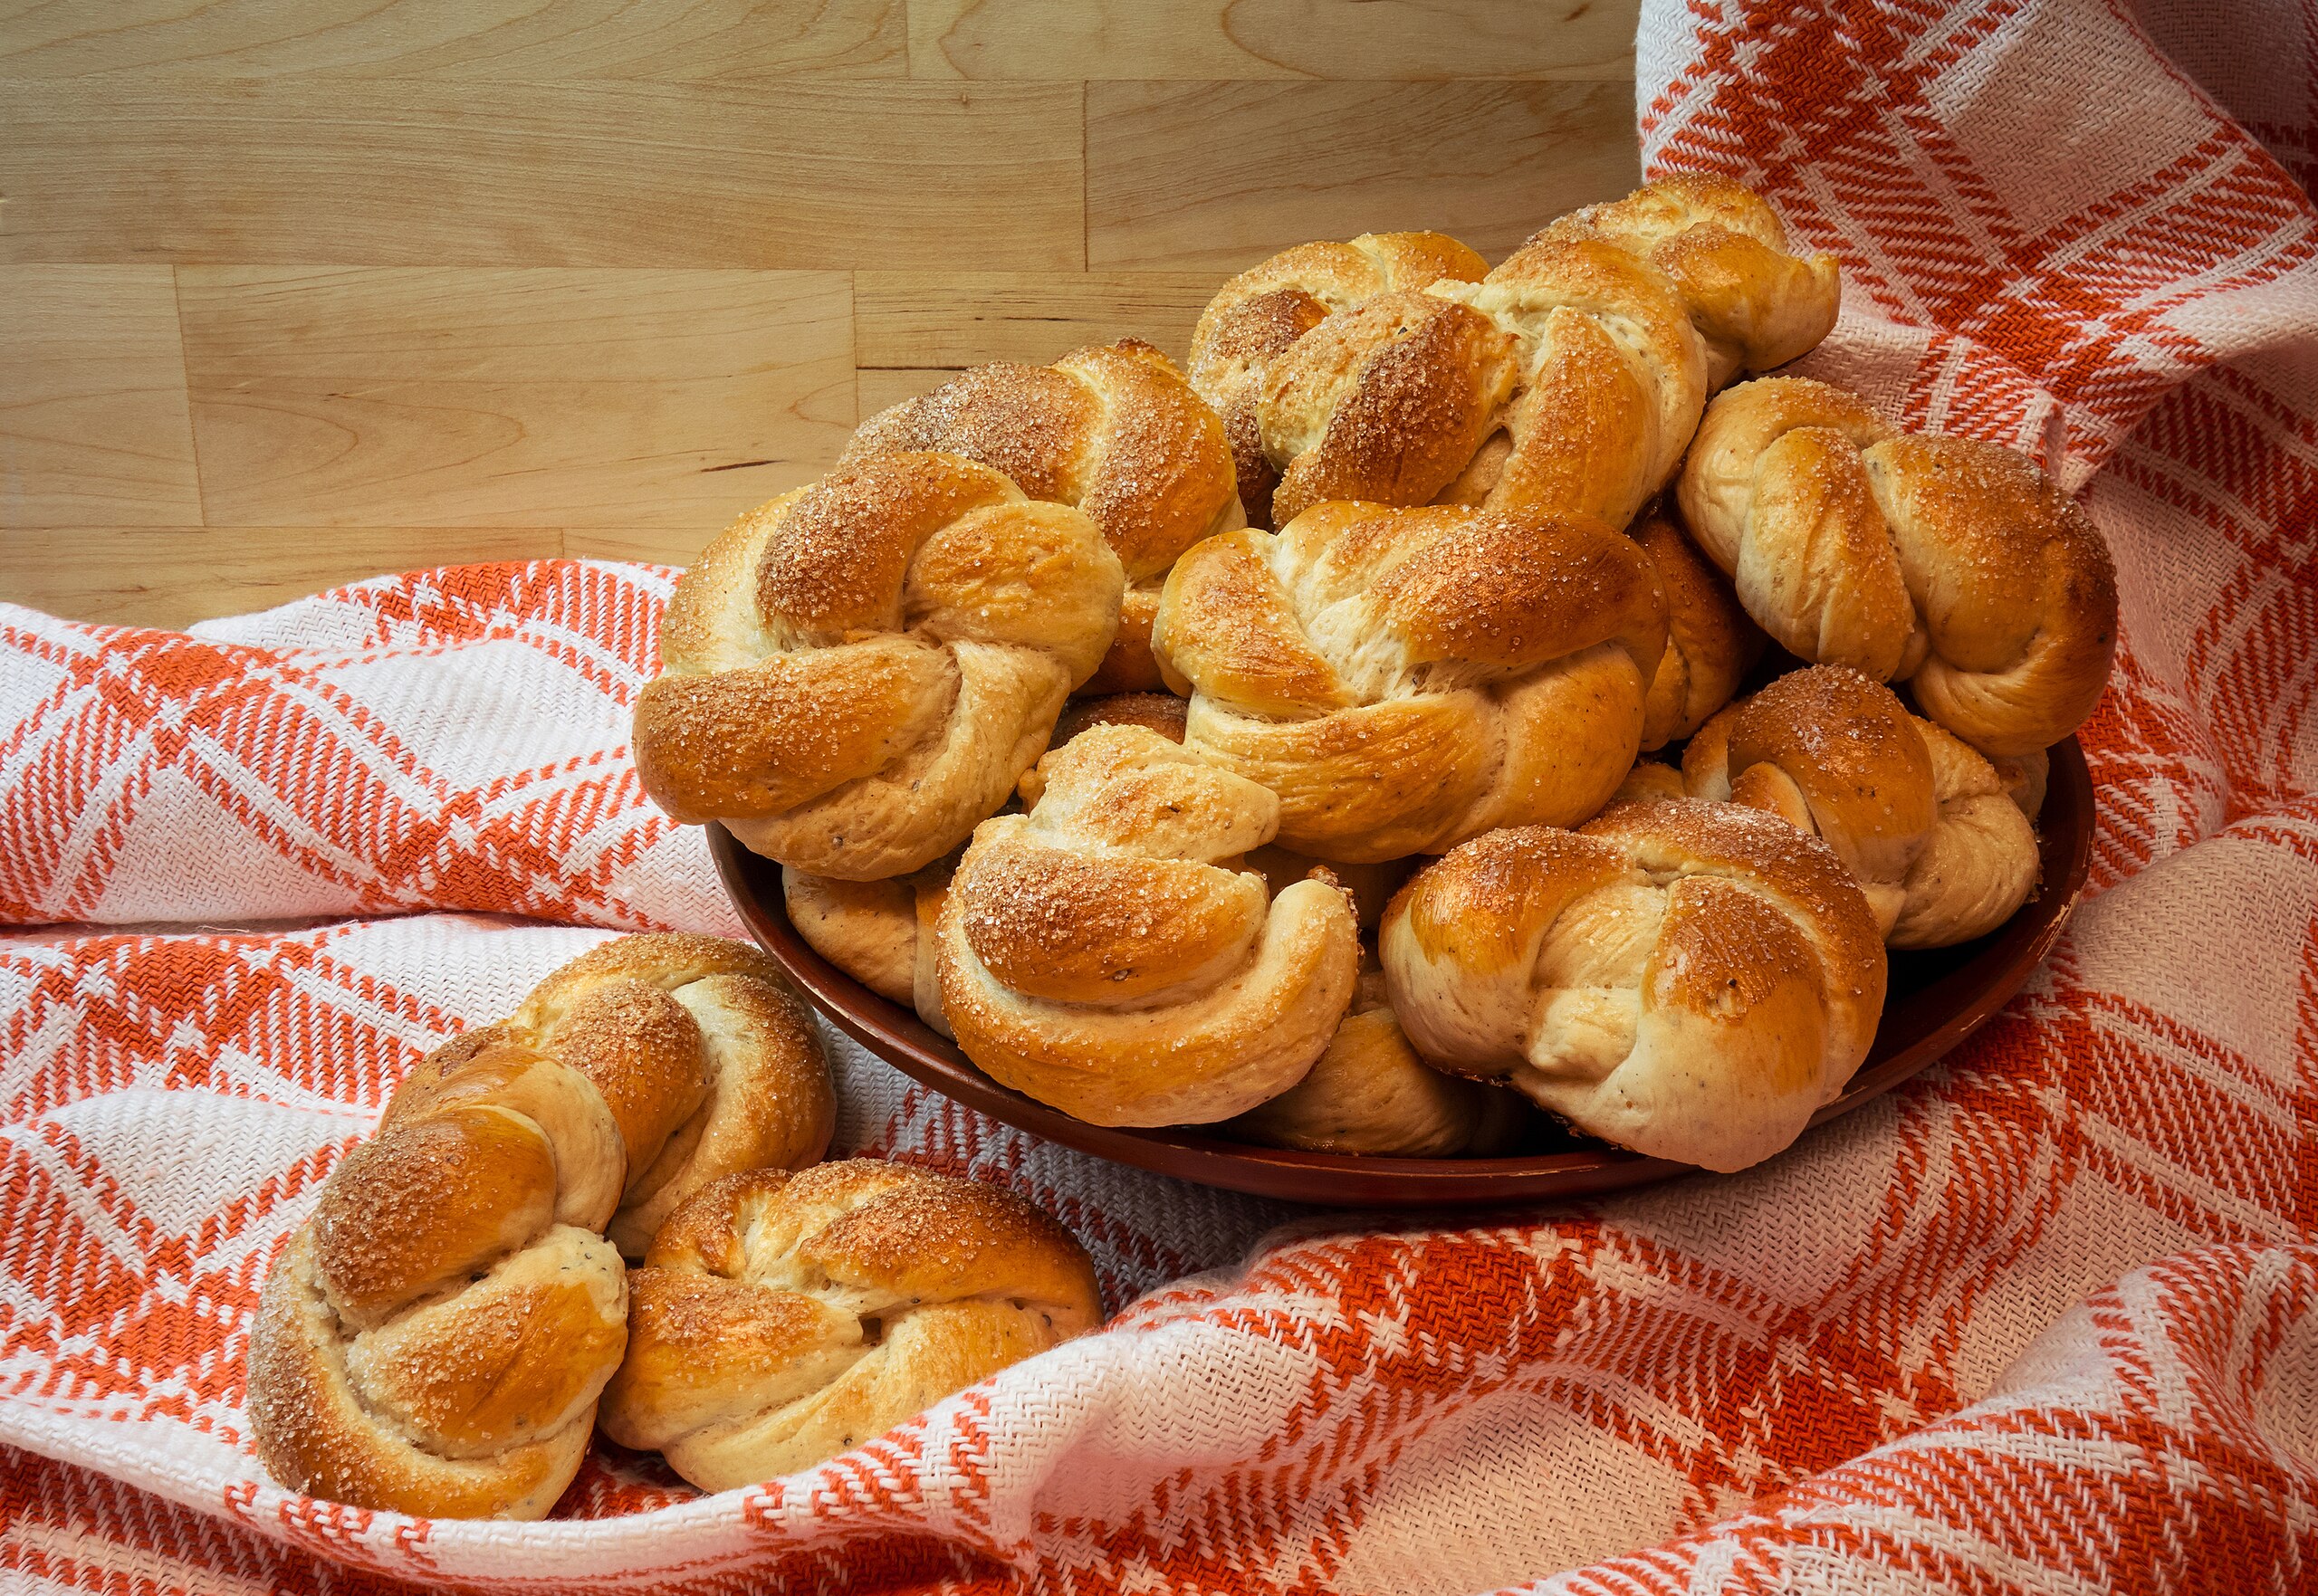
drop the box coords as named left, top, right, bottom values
left=711, top=738, right=2094, bottom=1207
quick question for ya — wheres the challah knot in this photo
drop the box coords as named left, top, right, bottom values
left=1190, top=230, right=1493, bottom=530
left=600, top=1161, right=1101, bottom=1492
left=1677, top=376, right=2119, bottom=756
left=843, top=339, right=1244, bottom=693
left=247, top=934, right=835, bottom=1519
left=1681, top=666, right=2042, bottom=949
left=633, top=453, right=1125, bottom=880
left=1529, top=175, right=1845, bottom=391
left=1382, top=802, right=1886, bottom=1172
left=936, top=724, right=1361, bottom=1126
left=499, top=934, right=838, bottom=1256
left=1151, top=501, right=1668, bottom=862
left=1187, top=177, right=1837, bottom=534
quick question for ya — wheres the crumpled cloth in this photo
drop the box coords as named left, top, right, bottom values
left=5, top=0, right=2316, bottom=1590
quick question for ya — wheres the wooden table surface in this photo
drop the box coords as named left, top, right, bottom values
left=0, top=0, right=1641, bottom=628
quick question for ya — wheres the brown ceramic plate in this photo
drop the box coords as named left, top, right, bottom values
left=712, top=737, right=2094, bottom=1208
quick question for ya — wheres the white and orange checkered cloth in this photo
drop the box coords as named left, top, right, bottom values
left=5, top=1, right=2316, bottom=1590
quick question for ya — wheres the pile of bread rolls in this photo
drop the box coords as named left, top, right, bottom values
left=639, top=173, right=2117, bottom=1176
left=249, top=172, right=2119, bottom=1524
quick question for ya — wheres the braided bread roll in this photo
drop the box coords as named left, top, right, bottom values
left=248, top=934, right=835, bottom=1519
left=1382, top=802, right=1886, bottom=1171
left=936, top=724, right=1361, bottom=1126
left=1681, top=666, right=2041, bottom=948
left=1191, top=229, right=1494, bottom=530
left=1151, top=501, right=1668, bottom=862
left=843, top=339, right=1244, bottom=693
left=1677, top=376, right=2119, bottom=756
left=600, top=1161, right=1101, bottom=1492
left=779, top=694, right=1191, bottom=1020
left=1190, top=175, right=1837, bottom=535
left=633, top=453, right=1125, bottom=880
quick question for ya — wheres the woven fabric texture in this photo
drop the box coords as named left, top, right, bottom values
left=5, top=0, right=2317, bottom=1590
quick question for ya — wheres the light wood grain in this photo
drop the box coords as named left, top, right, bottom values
left=0, top=527, right=565, bottom=629
left=1087, top=79, right=1640, bottom=269
left=0, top=1, right=1649, bottom=626
left=1, top=267, right=204, bottom=530
left=565, top=526, right=746, bottom=567
left=854, top=368, right=965, bottom=417
left=854, top=271, right=1222, bottom=369
left=177, top=268, right=854, bottom=528
left=0, top=80, right=1084, bottom=269
left=0, top=0, right=904, bottom=79
left=911, top=0, right=1634, bottom=81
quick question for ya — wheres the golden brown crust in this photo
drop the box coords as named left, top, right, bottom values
left=1151, top=501, right=1667, bottom=861
left=1685, top=666, right=1936, bottom=935
left=636, top=453, right=1125, bottom=880
left=349, top=1240, right=628, bottom=1459
left=1677, top=377, right=2119, bottom=755
left=1632, top=509, right=1764, bottom=749
left=1189, top=179, right=1837, bottom=532
left=601, top=1161, right=1100, bottom=1491
left=311, top=1108, right=558, bottom=1333
left=937, top=725, right=1362, bottom=1127
left=249, top=1227, right=617, bottom=1523
left=1052, top=690, right=1190, bottom=748
left=758, top=455, right=1016, bottom=636
left=1154, top=529, right=1351, bottom=718
left=1533, top=173, right=1843, bottom=387
left=1263, top=293, right=1520, bottom=526
left=246, top=934, right=835, bottom=1519
left=1191, top=231, right=1491, bottom=529
left=957, top=842, right=1268, bottom=1004
left=1685, top=669, right=2042, bottom=948
left=544, top=981, right=710, bottom=1187
left=1370, top=509, right=1665, bottom=669
left=1381, top=800, right=1885, bottom=1171
left=633, top=641, right=953, bottom=823
left=1387, top=825, right=1630, bottom=987
left=608, top=970, right=837, bottom=1258
left=845, top=340, right=1241, bottom=692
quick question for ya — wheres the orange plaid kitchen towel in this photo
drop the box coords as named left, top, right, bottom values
left=5, top=0, right=2316, bottom=1591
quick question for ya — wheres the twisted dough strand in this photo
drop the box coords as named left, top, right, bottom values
left=1382, top=802, right=1885, bottom=1172
left=601, top=1160, right=1100, bottom=1492
left=1680, top=666, right=2042, bottom=949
